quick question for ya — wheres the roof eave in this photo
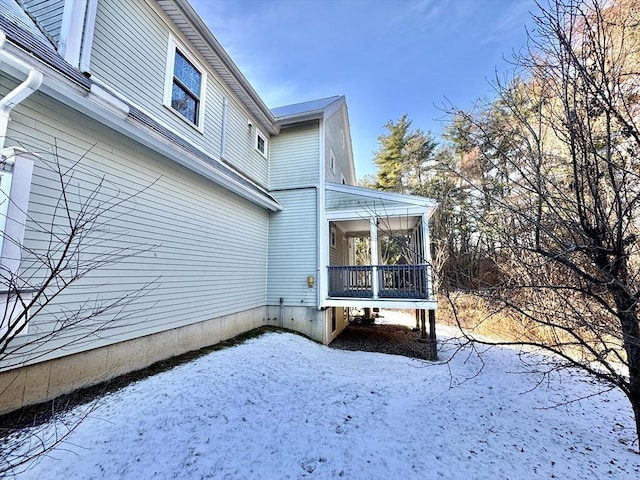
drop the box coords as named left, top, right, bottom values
left=161, top=0, right=278, bottom=136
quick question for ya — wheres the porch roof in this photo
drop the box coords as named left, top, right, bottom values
left=325, top=183, right=436, bottom=232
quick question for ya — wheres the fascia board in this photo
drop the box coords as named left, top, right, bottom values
left=275, top=111, right=325, bottom=127
left=326, top=206, right=427, bottom=220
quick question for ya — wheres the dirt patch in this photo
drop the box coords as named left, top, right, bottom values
left=329, top=321, right=434, bottom=360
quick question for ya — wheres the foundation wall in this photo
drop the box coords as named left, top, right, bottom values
left=0, top=306, right=266, bottom=415
left=266, top=305, right=326, bottom=344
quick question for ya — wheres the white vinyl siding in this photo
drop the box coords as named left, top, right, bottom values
left=329, top=224, right=346, bottom=266
left=324, top=107, right=353, bottom=184
left=1, top=86, right=269, bottom=368
left=89, top=0, right=268, bottom=187
left=269, top=123, right=320, bottom=190
left=223, top=100, right=269, bottom=184
left=267, top=188, right=317, bottom=306
left=22, top=0, right=65, bottom=45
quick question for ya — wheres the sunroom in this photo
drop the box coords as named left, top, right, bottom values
left=321, top=183, right=438, bottom=311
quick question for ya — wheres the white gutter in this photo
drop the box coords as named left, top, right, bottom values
left=0, top=32, right=43, bottom=150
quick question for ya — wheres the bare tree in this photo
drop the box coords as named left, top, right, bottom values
left=445, top=0, right=640, bottom=445
left=0, top=140, right=157, bottom=475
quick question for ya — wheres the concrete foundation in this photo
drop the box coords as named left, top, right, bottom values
left=265, top=304, right=326, bottom=343
left=0, top=306, right=266, bottom=415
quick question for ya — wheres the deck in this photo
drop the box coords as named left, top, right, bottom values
left=327, top=264, right=432, bottom=300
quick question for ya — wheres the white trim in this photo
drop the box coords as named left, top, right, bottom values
left=255, top=128, right=268, bottom=158
left=326, top=182, right=437, bottom=208
left=318, top=118, right=328, bottom=315
left=323, top=298, right=438, bottom=310
left=327, top=206, right=428, bottom=220
left=79, top=0, right=98, bottom=73
left=163, top=36, right=207, bottom=132
left=59, top=0, right=88, bottom=67
left=0, top=148, right=36, bottom=278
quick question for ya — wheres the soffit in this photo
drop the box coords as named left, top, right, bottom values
left=156, top=0, right=278, bottom=135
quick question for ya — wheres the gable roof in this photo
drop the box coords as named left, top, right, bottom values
left=271, top=96, right=344, bottom=125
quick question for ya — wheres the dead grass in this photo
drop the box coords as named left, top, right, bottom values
left=437, top=293, right=625, bottom=365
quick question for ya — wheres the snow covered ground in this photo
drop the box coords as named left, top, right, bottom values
left=7, top=318, right=640, bottom=479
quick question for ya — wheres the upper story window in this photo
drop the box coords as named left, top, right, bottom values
left=256, top=130, right=268, bottom=158
left=164, top=38, right=206, bottom=129
left=329, top=148, right=336, bottom=173
left=172, top=51, right=201, bottom=123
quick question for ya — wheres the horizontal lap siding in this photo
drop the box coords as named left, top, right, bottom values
left=329, top=224, right=346, bottom=266
left=325, top=107, right=351, bottom=184
left=89, top=0, right=268, bottom=188
left=267, top=189, right=317, bottom=306
left=2, top=86, right=269, bottom=368
left=224, top=97, right=269, bottom=185
left=269, top=123, right=319, bottom=190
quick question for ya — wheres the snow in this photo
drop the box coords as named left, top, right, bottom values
left=8, top=317, right=640, bottom=479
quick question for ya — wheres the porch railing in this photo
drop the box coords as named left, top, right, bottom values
left=328, top=264, right=432, bottom=300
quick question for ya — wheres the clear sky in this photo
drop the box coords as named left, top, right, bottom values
left=189, top=0, right=536, bottom=180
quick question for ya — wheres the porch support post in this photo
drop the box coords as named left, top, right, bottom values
left=420, top=309, right=427, bottom=340
left=370, top=216, right=379, bottom=299
left=429, top=309, right=437, bottom=360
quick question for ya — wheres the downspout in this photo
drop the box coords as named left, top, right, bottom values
left=0, top=32, right=44, bottom=150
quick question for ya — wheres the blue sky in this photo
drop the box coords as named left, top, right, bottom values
left=189, top=0, right=536, bottom=179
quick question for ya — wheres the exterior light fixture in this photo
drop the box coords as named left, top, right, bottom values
left=307, top=275, right=315, bottom=288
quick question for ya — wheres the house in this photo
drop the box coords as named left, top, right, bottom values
left=0, top=0, right=437, bottom=415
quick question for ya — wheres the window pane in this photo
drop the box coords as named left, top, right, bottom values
left=257, top=135, right=265, bottom=153
left=172, top=83, right=197, bottom=124
left=174, top=51, right=201, bottom=97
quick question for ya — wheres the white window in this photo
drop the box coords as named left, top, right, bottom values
left=330, top=226, right=337, bottom=249
left=256, top=130, right=268, bottom=157
left=329, top=148, right=336, bottom=173
left=164, top=38, right=206, bottom=129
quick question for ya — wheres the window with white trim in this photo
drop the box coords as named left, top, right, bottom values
left=256, top=130, right=268, bottom=157
left=164, top=38, right=206, bottom=128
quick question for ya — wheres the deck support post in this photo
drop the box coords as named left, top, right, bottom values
left=428, top=309, right=437, bottom=360
left=369, top=217, right=379, bottom=299
left=420, top=309, right=427, bottom=340
left=414, top=309, right=420, bottom=331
